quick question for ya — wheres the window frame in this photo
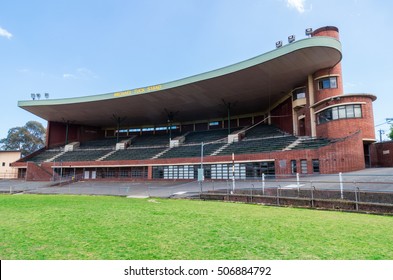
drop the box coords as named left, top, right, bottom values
left=318, top=76, right=338, bottom=90
left=317, top=104, right=363, bottom=124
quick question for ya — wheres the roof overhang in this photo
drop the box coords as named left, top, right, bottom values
left=18, top=36, right=342, bottom=128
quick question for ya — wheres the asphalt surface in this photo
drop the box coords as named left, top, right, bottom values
left=1, top=167, right=393, bottom=198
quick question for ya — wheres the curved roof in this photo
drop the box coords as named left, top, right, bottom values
left=18, top=36, right=342, bottom=128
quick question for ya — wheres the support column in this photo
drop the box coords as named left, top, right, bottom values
left=308, top=74, right=317, bottom=137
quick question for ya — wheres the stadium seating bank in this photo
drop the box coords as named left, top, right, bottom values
left=13, top=26, right=380, bottom=181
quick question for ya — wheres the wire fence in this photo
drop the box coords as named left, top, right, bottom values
left=2, top=171, right=393, bottom=214
left=199, top=173, right=393, bottom=214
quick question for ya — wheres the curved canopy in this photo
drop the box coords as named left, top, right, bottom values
left=18, top=36, right=342, bottom=128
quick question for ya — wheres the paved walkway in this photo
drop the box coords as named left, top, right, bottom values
left=1, top=167, right=393, bottom=198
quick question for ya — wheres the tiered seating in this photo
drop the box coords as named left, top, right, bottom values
left=55, top=150, right=110, bottom=162
left=79, top=138, right=120, bottom=149
left=130, top=134, right=172, bottom=146
left=218, top=136, right=298, bottom=155
left=185, top=128, right=232, bottom=143
left=244, top=124, right=285, bottom=139
left=24, top=124, right=335, bottom=164
left=290, top=138, right=332, bottom=150
left=159, top=143, right=224, bottom=159
left=104, top=147, right=167, bottom=161
left=27, top=150, right=63, bottom=163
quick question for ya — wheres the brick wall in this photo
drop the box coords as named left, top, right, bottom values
left=370, top=141, right=393, bottom=167
left=271, top=97, right=293, bottom=134
left=313, top=64, right=344, bottom=103
left=312, top=26, right=340, bottom=40
left=47, top=121, right=105, bottom=148
left=315, top=95, right=376, bottom=140
left=25, top=162, right=53, bottom=181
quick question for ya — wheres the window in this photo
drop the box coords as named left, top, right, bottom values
left=354, top=105, right=362, bottom=117
left=119, top=169, right=129, bottom=178
left=2, top=162, right=5, bottom=167
left=318, top=76, right=338, bottom=89
left=292, top=87, right=306, bottom=100
left=291, top=160, right=297, bottom=174
left=317, top=104, right=362, bottom=124
left=312, top=159, right=320, bottom=173
left=300, top=160, right=307, bottom=174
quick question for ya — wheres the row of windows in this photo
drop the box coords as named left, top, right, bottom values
left=152, top=162, right=275, bottom=180
left=317, top=104, right=362, bottom=124
left=291, top=77, right=337, bottom=102
left=291, top=159, right=320, bottom=174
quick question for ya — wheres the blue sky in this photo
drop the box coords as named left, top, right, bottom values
left=1, top=0, right=393, bottom=140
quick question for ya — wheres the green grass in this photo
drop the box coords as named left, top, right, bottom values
left=0, top=194, right=392, bottom=260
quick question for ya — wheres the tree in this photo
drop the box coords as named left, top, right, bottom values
left=0, top=121, right=46, bottom=157
left=389, top=125, right=393, bottom=141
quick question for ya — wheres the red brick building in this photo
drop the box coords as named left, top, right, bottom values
left=13, top=26, right=380, bottom=181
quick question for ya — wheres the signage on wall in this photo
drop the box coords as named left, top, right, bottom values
left=113, top=85, right=162, bottom=97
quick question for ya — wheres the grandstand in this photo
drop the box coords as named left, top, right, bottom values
left=13, top=26, right=378, bottom=181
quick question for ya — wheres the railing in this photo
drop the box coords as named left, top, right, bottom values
left=1, top=171, right=393, bottom=214
left=0, top=172, right=18, bottom=179
left=199, top=172, right=393, bottom=214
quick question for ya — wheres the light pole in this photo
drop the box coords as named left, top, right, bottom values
left=198, top=142, right=204, bottom=193
left=232, top=152, right=235, bottom=193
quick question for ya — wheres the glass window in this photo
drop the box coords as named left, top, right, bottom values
left=292, top=87, right=306, bottom=100
left=300, top=160, right=307, bottom=174
left=291, top=160, right=297, bottom=174
left=312, top=159, right=320, bottom=173
left=354, top=105, right=362, bottom=117
left=346, top=105, right=354, bottom=118
left=318, top=109, right=333, bottom=124
left=209, top=121, right=219, bottom=126
left=317, top=104, right=362, bottom=124
left=338, top=106, right=346, bottom=118
left=318, top=76, right=338, bottom=89
left=329, top=77, right=337, bottom=88
left=332, top=107, right=339, bottom=120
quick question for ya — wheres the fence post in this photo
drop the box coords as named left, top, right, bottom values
left=251, top=184, right=254, bottom=204
left=276, top=185, right=280, bottom=206
left=311, top=186, right=315, bottom=208
left=339, top=172, right=344, bottom=199
left=296, top=172, right=300, bottom=195
left=262, top=173, right=265, bottom=195
left=355, top=186, right=359, bottom=212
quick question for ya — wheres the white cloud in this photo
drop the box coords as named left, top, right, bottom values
left=76, top=67, right=98, bottom=79
left=0, top=26, right=13, bottom=39
left=63, top=68, right=98, bottom=80
left=287, top=0, right=306, bottom=13
left=63, top=73, right=77, bottom=79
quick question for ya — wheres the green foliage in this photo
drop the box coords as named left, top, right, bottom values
left=0, top=121, right=45, bottom=157
left=389, top=124, right=393, bottom=140
left=1, top=195, right=392, bottom=260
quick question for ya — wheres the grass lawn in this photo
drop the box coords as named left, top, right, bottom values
left=0, top=194, right=392, bottom=260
